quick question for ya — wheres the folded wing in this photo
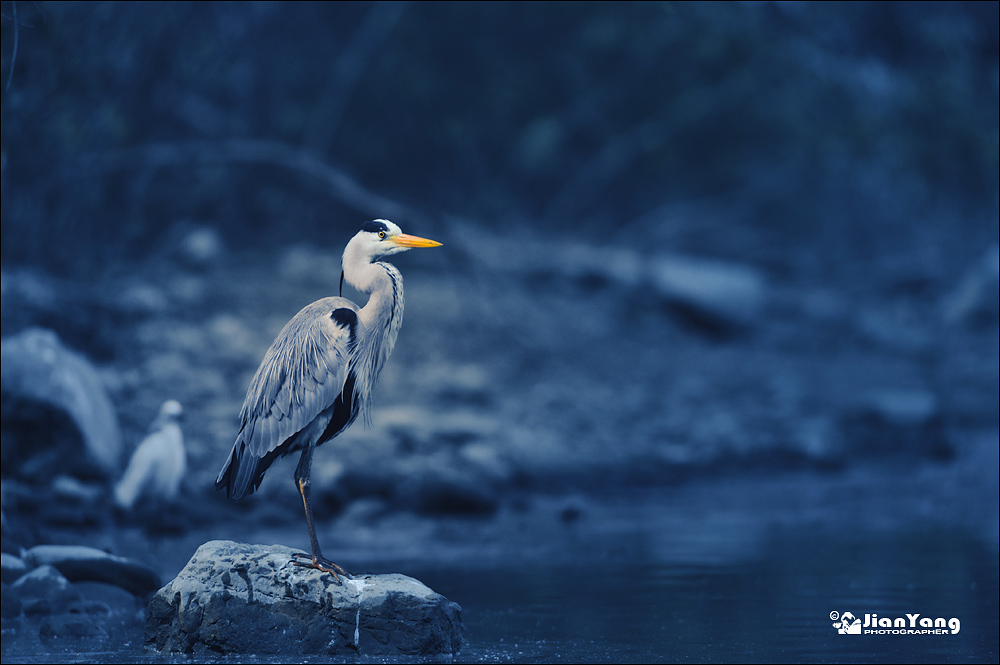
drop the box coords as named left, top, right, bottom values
left=215, top=298, right=358, bottom=499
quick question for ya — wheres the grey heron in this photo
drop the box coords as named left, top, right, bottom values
left=215, top=220, right=441, bottom=581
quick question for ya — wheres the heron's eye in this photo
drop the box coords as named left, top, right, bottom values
left=378, top=231, right=386, bottom=239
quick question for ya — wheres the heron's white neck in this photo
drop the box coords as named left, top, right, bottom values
left=355, top=260, right=403, bottom=338
left=343, top=255, right=404, bottom=424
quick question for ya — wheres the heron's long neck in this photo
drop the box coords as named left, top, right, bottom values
left=350, top=260, right=404, bottom=420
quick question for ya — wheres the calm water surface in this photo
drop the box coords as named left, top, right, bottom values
left=427, top=529, right=997, bottom=663
left=4, top=526, right=994, bottom=664
left=3, top=467, right=997, bottom=664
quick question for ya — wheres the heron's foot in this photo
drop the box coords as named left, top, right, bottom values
left=291, top=551, right=350, bottom=582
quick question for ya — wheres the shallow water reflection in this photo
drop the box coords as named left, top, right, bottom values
left=418, top=528, right=997, bottom=664
left=2, top=487, right=997, bottom=664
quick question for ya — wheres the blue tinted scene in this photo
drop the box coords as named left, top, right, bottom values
left=1, top=2, right=997, bottom=663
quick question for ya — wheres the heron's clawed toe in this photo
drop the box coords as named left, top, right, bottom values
left=291, top=551, right=351, bottom=582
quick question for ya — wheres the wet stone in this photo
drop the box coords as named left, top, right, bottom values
left=649, top=253, right=767, bottom=333
left=145, top=540, right=463, bottom=656
left=39, top=613, right=110, bottom=643
left=10, top=565, right=81, bottom=615
left=2, top=583, right=23, bottom=619
left=23, top=544, right=161, bottom=597
left=1, top=552, right=28, bottom=585
left=0, top=327, right=123, bottom=480
left=841, top=389, right=952, bottom=460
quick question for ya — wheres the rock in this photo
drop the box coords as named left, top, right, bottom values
left=2, top=582, right=22, bottom=619
left=177, top=225, right=225, bottom=269
left=23, top=545, right=161, bottom=596
left=376, top=405, right=499, bottom=448
left=1, top=508, right=34, bottom=555
left=942, top=245, right=999, bottom=327
left=840, top=389, right=952, bottom=460
left=39, top=475, right=108, bottom=526
left=74, top=580, right=143, bottom=615
left=10, top=565, right=80, bottom=615
left=395, top=453, right=501, bottom=515
left=146, top=540, right=462, bottom=656
left=794, top=417, right=844, bottom=468
left=118, top=282, right=170, bottom=316
left=557, top=496, right=586, bottom=524
left=428, top=362, right=494, bottom=405
left=39, top=613, right=110, bottom=643
left=463, top=233, right=768, bottom=334
left=50, top=474, right=105, bottom=503
left=1, top=552, right=27, bottom=585
left=1, top=328, right=122, bottom=480
left=559, top=244, right=646, bottom=290
left=648, top=253, right=766, bottom=332
left=856, top=307, right=933, bottom=354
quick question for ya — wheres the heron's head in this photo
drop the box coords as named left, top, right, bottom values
left=344, top=219, right=442, bottom=265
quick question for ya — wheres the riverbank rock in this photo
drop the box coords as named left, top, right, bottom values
left=23, top=545, right=161, bottom=596
left=1, top=328, right=122, bottom=480
left=1, top=552, right=28, bottom=584
left=145, top=540, right=462, bottom=656
left=10, top=565, right=81, bottom=615
left=649, top=253, right=767, bottom=333
left=840, top=389, right=952, bottom=461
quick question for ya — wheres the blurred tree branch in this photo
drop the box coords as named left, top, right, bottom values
left=544, top=76, right=750, bottom=226
left=510, top=13, right=673, bottom=174
left=302, top=1, right=409, bottom=157
left=87, top=138, right=420, bottom=223
left=4, top=0, right=16, bottom=91
left=3, top=0, right=43, bottom=91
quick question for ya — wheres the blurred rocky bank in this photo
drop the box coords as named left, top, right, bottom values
left=2, top=228, right=997, bottom=649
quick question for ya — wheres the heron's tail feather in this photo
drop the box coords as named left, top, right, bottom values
left=215, top=437, right=280, bottom=500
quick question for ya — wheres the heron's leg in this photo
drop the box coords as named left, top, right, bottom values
left=290, top=441, right=349, bottom=581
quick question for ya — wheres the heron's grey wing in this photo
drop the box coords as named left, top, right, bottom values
left=217, top=298, right=359, bottom=499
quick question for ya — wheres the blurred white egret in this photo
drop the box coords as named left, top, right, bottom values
left=114, top=400, right=186, bottom=510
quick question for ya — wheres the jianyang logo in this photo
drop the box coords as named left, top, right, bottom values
left=832, top=611, right=862, bottom=634
left=831, top=611, right=961, bottom=635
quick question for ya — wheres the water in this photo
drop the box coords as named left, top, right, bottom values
left=421, top=529, right=997, bottom=663
left=3, top=467, right=997, bottom=663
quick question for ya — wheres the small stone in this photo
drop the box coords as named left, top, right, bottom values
left=39, top=613, right=110, bottom=642
left=23, top=545, right=160, bottom=597
left=841, top=389, right=952, bottom=460
left=177, top=226, right=225, bottom=269
left=395, top=453, right=501, bottom=515
left=2, top=583, right=23, bottom=619
left=1, top=552, right=28, bottom=585
left=558, top=498, right=585, bottom=524
left=942, top=245, right=999, bottom=327
left=119, top=283, right=170, bottom=316
left=649, top=254, right=766, bottom=332
left=10, top=565, right=80, bottom=615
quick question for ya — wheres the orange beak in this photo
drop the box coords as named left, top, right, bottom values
left=390, top=233, right=443, bottom=248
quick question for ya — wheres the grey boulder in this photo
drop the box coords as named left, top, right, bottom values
left=1, top=551, right=28, bottom=585
left=23, top=544, right=161, bottom=596
left=1, top=327, right=122, bottom=479
left=10, top=565, right=80, bottom=615
left=649, top=253, right=767, bottom=332
left=146, top=540, right=462, bottom=656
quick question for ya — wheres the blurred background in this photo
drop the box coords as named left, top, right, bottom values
left=1, top=2, right=998, bottom=662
